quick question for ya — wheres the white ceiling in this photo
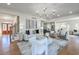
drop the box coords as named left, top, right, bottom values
left=0, top=3, right=79, bottom=20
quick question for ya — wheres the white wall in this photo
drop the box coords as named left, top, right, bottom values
left=19, top=16, right=46, bottom=35
left=19, top=16, right=26, bottom=33
left=0, top=8, right=47, bottom=34
left=45, top=13, right=79, bottom=33
left=55, top=18, right=79, bottom=34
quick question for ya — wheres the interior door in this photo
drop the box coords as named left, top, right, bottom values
left=2, top=23, right=12, bottom=35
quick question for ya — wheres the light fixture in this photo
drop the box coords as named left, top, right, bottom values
left=36, top=11, right=39, bottom=14
left=52, top=10, right=56, bottom=12
left=43, top=8, right=47, bottom=10
left=7, top=3, right=11, bottom=5
left=3, top=16, right=12, bottom=20
left=52, top=13, right=55, bottom=15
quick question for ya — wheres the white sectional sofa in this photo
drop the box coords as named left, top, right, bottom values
left=17, top=33, right=68, bottom=55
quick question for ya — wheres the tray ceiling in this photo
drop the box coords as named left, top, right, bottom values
left=0, top=3, right=79, bottom=20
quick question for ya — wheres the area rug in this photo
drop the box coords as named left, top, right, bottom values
left=17, top=40, right=68, bottom=55
left=48, top=39, right=68, bottom=55
left=17, top=42, right=32, bottom=55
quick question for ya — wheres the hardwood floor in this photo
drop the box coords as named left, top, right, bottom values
left=0, top=35, right=21, bottom=55
left=0, top=35, right=79, bottom=55
left=58, top=35, right=79, bottom=55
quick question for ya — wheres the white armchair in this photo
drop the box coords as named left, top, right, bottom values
left=45, top=33, right=49, bottom=37
left=31, top=37, right=48, bottom=55
left=12, top=33, right=23, bottom=41
left=24, top=34, right=28, bottom=41
left=50, top=31, right=54, bottom=34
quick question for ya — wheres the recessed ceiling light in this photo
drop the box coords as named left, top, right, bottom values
left=69, top=11, right=72, bottom=14
left=52, top=13, right=55, bottom=15
left=36, top=11, right=39, bottom=13
left=52, top=10, right=56, bottom=12
left=7, top=3, right=11, bottom=5
left=43, top=8, right=47, bottom=12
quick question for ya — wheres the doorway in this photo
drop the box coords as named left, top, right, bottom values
left=2, top=23, right=12, bottom=35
